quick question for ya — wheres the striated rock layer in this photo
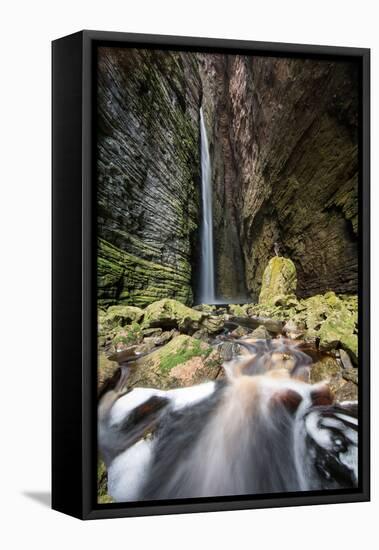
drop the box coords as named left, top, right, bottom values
left=97, top=47, right=202, bottom=306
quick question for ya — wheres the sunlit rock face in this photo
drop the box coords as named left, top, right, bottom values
left=97, top=47, right=202, bottom=307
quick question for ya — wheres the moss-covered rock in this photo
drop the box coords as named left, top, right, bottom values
left=98, top=305, right=144, bottom=333
left=259, top=257, right=297, bottom=304
left=318, top=311, right=357, bottom=362
left=125, top=334, right=220, bottom=390
left=201, top=316, right=224, bottom=334
left=228, top=304, right=249, bottom=317
left=98, top=351, right=118, bottom=390
left=297, top=292, right=358, bottom=362
left=272, top=294, right=299, bottom=308
left=108, top=322, right=144, bottom=351
left=142, top=299, right=203, bottom=332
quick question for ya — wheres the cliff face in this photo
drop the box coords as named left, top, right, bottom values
left=97, top=49, right=358, bottom=306
left=198, top=54, right=248, bottom=301
left=226, top=56, right=358, bottom=299
left=97, top=47, right=201, bottom=306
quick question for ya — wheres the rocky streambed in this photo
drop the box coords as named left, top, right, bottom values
left=98, top=293, right=358, bottom=400
left=97, top=256, right=358, bottom=501
left=98, top=257, right=358, bottom=398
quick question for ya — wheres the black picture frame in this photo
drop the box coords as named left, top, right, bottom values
left=52, top=30, right=370, bottom=520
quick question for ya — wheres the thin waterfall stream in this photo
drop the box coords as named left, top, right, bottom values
left=199, top=107, right=215, bottom=304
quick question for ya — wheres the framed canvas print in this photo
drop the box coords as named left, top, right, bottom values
left=52, top=30, right=370, bottom=520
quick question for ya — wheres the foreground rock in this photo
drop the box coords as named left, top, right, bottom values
left=310, top=354, right=358, bottom=401
left=142, top=298, right=223, bottom=335
left=249, top=271, right=358, bottom=361
left=122, top=334, right=222, bottom=390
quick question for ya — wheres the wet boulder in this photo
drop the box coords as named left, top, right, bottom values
left=310, top=354, right=358, bottom=402
left=142, top=299, right=203, bottom=332
left=228, top=304, right=250, bottom=317
left=283, top=319, right=305, bottom=340
left=249, top=325, right=272, bottom=339
left=201, top=315, right=225, bottom=334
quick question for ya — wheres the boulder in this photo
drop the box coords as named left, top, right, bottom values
left=142, top=299, right=203, bottom=332
left=259, top=257, right=297, bottom=305
left=283, top=320, right=305, bottom=340
left=228, top=304, right=249, bottom=317
left=107, top=342, right=154, bottom=363
left=99, top=305, right=144, bottom=332
left=318, top=309, right=357, bottom=363
left=169, top=349, right=222, bottom=386
left=342, top=368, right=358, bottom=385
left=250, top=325, right=272, bottom=339
left=98, top=351, right=118, bottom=389
left=193, top=304, right=216, bottom=313
left=125, top=334, right=221, bottom=390
left=142, top=327, right=163, bottom=337
left=229, top=315, right=284, bottom=334
left=107, top=322, right=144, bottom=351
left=272, top=294, right=299, bottom=308
left=201, top=316, right=224, bottom=334
left=310, top=354, right=358, bottom=402
left=339, top=348, right=354, bottom=370
left=229, top=325, right=250, bottom=338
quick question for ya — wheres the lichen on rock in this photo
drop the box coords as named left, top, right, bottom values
left=259, top=257, right=297, bottom=304
left=142, top=298, right=203, bottom=331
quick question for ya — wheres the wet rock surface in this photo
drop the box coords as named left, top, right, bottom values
left=197, top=55, right=358, bottom=301
left=259, top=257, right=297, bottom=304
left=97, top=48, right=201, bottom=307
left=97, top=52, right=358, bottom=305
left=98, top=288, right=358, bottom=399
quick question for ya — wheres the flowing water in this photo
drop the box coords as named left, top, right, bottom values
left=198, top=107, right=215, bottom=304
left=99, top=337, right=358, bottom=501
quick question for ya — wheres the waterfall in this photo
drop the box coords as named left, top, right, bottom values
left=199, top=107, right=215, bottom=304
left=100, top=338, right=358, bottom=501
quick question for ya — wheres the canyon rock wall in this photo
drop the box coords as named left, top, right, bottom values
left=97, top=49, right=359, bottom=306
left=198, top=54, right=248, bottom=302
left=227, top=56, right=359, bottom=299
left=97, top=47, right=201, bottom=306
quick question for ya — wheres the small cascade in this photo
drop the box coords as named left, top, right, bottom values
left=100, top=337, right=358, bottom=501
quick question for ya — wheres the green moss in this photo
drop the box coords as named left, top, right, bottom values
left=259, top=257, right=297, bottom=304
left=97, top=239, right=194, bottom=308
left=159, top=336, right=212, bottom=373
left=310, top=356, right=341, bottom=382
left=142, top=298, right=203, bottom=330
